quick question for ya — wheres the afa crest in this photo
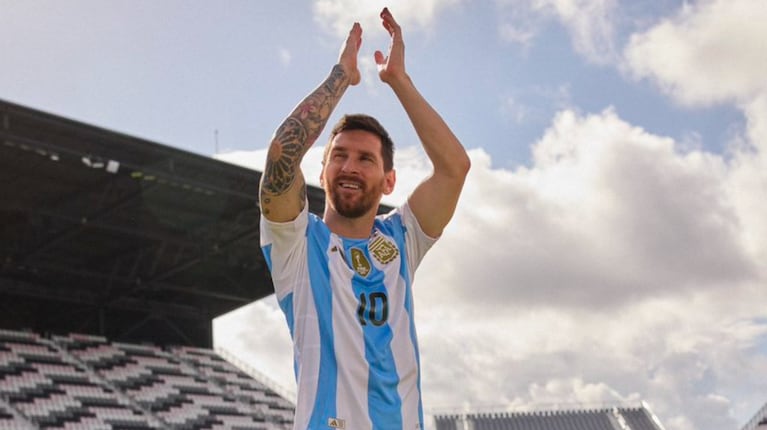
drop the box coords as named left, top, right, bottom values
left=369, top=235, right=399, bottom=265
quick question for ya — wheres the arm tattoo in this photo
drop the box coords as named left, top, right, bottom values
left=323, top=65, right=348, bottom=98
left=261, top=65, right=349, bottom=199
left=261, top=118, right=307, bottom=195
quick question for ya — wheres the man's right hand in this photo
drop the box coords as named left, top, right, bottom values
left=260, top=21, right=362, bottom=223
left=338, top=22, right=362, bottom=86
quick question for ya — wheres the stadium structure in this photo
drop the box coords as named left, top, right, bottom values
left=432, top=403, right=666, bottom=430
left=1, top=97, right=310, bottom=429
left=742, top=402, right=767, bottom=430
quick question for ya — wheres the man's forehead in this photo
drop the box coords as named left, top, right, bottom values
left=330, top=132, right=382, bottom=152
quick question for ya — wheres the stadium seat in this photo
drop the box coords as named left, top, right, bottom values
left=0, top=330, right=295, bottom=429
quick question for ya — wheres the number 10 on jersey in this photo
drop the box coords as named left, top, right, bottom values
left=357, top=292, right=388, bottom=326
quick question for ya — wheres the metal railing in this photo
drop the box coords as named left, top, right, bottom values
left=742, top=402, right=767, bottom=430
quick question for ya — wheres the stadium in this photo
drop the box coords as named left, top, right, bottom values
left=1, top=98, right=764, bottom=429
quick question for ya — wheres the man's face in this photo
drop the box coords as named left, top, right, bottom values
left=321, top=129, right=395, bottom=219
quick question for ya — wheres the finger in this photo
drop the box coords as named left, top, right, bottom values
left=380, top=8, right=395, bottom=32
left=340, top=25, right=361, bottom=61
left=374, top=50, right=386, bottom=65
left=380, top=7, right=394, bottom=21
left=348, top=22, right=362, bottom=47
left=380, top=7, right=401, bottom=38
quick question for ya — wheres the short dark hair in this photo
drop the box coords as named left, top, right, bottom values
left=325, top=114, right=395, bottom=171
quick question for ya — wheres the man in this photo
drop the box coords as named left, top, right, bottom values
left=259, top=7, right=470, bottom=430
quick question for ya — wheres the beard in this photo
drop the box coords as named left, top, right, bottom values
left=328, top=177, right=384, bottom=219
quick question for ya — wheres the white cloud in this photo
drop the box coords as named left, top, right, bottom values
left=497, top=85, right=573, bottom=130
left=537, top=0, right=619, bottom=64
left=620, top=0, right=767, bottom=278
left=312, top=0, right=462, bottom=39
left=428, top=109, right=756, bottom=312
left=726, top=95, right=767, bottom=263
left=496, top=0, right=619, bottom=64
left=498, top=23, right=536, bottom=48
left=278, top=47, right=292, bottom=66
left=414, top=108, right=767, bottom=430
left=359, top=56, right=383, bottom=96
left=624, top=0, right=767, bottom=107
left=500, top=96, right=531, bottom=124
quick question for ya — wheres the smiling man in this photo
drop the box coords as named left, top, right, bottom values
left=259, top=8, right=470, bottom=430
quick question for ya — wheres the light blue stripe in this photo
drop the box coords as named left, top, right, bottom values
left=265, top=243, right=304, bottom=379
left=277, top=293, right=297, bottom=380
left=306, top=217, right=337, bottom=428
left=278, top=293, right=295, bottom=339
left=345, top=238, right=403, bottom=430
left=262, top=243, right=274, bottom=272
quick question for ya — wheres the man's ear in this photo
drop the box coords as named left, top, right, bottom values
left=383, top=169, right=396, bottom=195
left=319, top=165, right=326, bottom=188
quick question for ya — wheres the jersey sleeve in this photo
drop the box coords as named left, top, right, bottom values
left=399, top=201, right=439, bottom=274
left=259, top=202, right=309, bottom=300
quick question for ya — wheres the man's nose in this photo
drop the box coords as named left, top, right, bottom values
left=341, top=158, right=360, bottom=174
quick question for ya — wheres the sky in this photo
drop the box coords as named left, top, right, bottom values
left=2, top=1, right=766, bottom=429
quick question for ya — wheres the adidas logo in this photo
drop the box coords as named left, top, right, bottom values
left=328, top=417, right=346, bottom=429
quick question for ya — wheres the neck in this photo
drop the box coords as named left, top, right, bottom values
left=323, top=207, right=378, bottom=239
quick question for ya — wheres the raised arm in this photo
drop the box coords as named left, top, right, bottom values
left=259, top=24, right=362, bottom=223
left=375, top=8, right=471, bottom=237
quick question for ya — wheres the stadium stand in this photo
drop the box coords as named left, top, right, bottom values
left=0, top=329, right=293, bottom=429
left=166, top=347, right=293, bottom=419
left=743, top=402, right=767, bottom=430
left=433, top=414, right=460, bottom=430
left=0, top=95, right=394, bottom=429
left=0, top=328, right=159, bottom=429
left=433, top=403, right=666, bottom=430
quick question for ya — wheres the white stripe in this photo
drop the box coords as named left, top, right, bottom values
left=383, top=250, right=420, bottom=428
left=291, top=248, right=320, bottom=430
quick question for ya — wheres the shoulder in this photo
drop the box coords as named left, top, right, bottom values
left=377, top=203, right=437, bottom=240
left=261, top=204, right=330, bottom=248
left=375, top=205, right=404, bottom=232
left=374, top=203, right=438, bottom=253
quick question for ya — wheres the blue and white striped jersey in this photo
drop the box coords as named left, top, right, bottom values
left=260, top=202, right=436, bottom=430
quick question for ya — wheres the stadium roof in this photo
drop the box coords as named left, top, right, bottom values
left=433, top=403, right=666, bottom=430
left=742, top=402, right=767, bottom=430
left=0, top=98, right=391, bottom=348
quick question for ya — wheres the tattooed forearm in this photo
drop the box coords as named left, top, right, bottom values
left=322, top=65, right=349, bottom=99
left=294, top=65, right=349, bottom=142
left=261, top=64, right=350, bottom=200
left=261, top=118, right=307, bottom=195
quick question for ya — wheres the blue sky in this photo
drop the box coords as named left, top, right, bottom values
left=2, top=1, right=766, bottom=429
